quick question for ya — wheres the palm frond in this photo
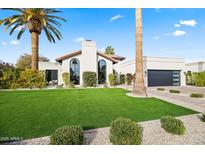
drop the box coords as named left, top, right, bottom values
left=47, top=15, right=67, bottom=22
left=43, top=9, right=62, bottom=14
left=1, top=8, right=25, bottom=13
left=17, top=28, right=26, bottom=40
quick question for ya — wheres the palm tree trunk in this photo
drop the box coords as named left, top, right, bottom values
left=31, top=32, right=39, bottom=70
left=133, top=8, right=147, bottom=96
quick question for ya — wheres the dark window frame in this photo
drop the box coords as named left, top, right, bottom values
left=70, top=58, right=80, bottom=85
left=98, top=59, right=107, bottom=84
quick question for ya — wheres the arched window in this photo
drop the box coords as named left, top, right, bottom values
left=98, top=59, right=106, bottom=84
left=70, top=58, right=80, bottom=85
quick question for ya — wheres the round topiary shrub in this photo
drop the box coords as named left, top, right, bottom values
left=50, top=126, right=84, bottom=145
left=109, top=117, right=143, bottom=145
left=160, top=116, right=186, bottom=135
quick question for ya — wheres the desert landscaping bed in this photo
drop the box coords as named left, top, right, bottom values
left=5, top=114, right=205, bottom=145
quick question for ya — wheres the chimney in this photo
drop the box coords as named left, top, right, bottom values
left=81, top=40, right=97, bottom=72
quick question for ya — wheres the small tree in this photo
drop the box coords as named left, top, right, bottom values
left=109, top=73, right=117, bottom=86
left=104, top=46, right=115, bottom=55
left=126, top=73, right=133, bottom=85
left=83, top=72, right=97, bottom=87
left=62, top=72, right=70, bottom=86
left=120, top=74, right=125, bottom=84
left=16, top=54, right=49, bottom=70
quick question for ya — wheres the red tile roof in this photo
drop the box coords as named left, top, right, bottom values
left=55, top=50, right=119, bottom=63
left=55, top=50, right=81, bottom=62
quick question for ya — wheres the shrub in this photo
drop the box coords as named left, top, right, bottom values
left=0, top=70, right=3, bottom=78
left=186, top=72, right=205, bottom=87
left=108, top=73, right=117, bottom=86
left=109, top=117, right=143, bottom=145
left=50, top=126, right=84, bottom=145
left=160, top=116, right=186, bottom=135
left=19, top=69, right=46, bottom=88
left=120, top=74, right=125, bottom=84
left=0, top=69, right=46, bottom=89
left=126, top=73, right=133, bottom=85
left=190, top=93, right=204, bottom=98
left=169, top=89, right=180, bottom=93
left=62, top=72, right=70, bottom=86
left=195, top=72, right=205, bottom=87
left=157, top=88, right=165, bottom=91
left=0, top=69, right=20, bottom=89
left=83, top=72, right=97, bottom=87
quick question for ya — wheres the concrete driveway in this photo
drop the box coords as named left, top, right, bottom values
left=148, top=86, right=205, bottom=112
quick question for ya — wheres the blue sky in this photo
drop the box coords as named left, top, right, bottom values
left=0, top=8, right=205, bottom=64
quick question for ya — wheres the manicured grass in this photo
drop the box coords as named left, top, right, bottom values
left=0, top=88, right=197, bottom=141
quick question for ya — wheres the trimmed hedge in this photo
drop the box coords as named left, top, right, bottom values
left=157, top=88, right=165, bottom=91
left=109, top=117, right=143, bottom=145
left=83, top=72, right=97, bottom=87
left=126, top=73, right=133, bottom=85
left=160, top=116, right=186, bottom=135
left=190, top=93, right=204, bottom=98
left=50, top=126, right=84, bottom=145
left=109, top=73, right=117, bottom=86
left=169, top=89, right=180, bottom=93
left=62, top=72, right=70, bottom=86
left=120, top=74, right=125, bottom=84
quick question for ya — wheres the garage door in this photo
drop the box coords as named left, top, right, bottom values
left=148, top=70, right=180, bottom=86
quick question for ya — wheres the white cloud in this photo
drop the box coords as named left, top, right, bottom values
left=74, top=37, right=85, bottom=43
left=110, top=15, right=123, bottom=22
left=180, top=19, right=197, bottom=27
left=1, top=42, right=7, bottom=46
left=154, top=36, right=160, bottom=40
left=10, top=40, right=19, bottom=45
left=171, top=30, right=186, bottom=37
left=174, top=24, right=181, bottom=27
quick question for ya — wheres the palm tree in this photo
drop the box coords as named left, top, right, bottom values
left=133, top=8, right=147, bottom=96
left=0, top=8, right=66, bottom=70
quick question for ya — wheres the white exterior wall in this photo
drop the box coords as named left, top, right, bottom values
left=114, top=56, right=186, bottom=86
left=54, top=40, right=113, bottom=86
left=39, top=62, right=63, bottom=84
left=186, top=61, right=205, bottom=72
left=97, top=55, right=113, bottom=84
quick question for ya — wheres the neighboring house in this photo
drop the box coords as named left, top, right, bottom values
left=186, top=61, right=205, bottom=73
left=39, top=40, right=186, bottom=87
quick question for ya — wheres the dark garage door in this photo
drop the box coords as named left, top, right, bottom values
left=148, top=70, right=180, bottom=86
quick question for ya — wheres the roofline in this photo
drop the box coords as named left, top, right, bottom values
left=55, top=50, right=119, bottom=63
left=55, top=50, right=81, bottom=62
left=97, top=52, right=118, bottom=63
left=186, top=61, right=205, bottom=65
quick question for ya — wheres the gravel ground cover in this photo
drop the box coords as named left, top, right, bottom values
left=5, top=114, right=205, bottom=145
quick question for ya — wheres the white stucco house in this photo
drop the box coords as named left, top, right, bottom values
left=39, top=40, right=186, bottom=87
left=186, top=61, right=205, bottom=73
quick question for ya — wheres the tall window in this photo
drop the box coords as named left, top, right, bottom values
left=98, top=60, right=106, bottom=84
left=70, top=58, right=80, bottom=85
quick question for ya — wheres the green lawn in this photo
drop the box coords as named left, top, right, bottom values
left=0, top=88, right=197, bottom=141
